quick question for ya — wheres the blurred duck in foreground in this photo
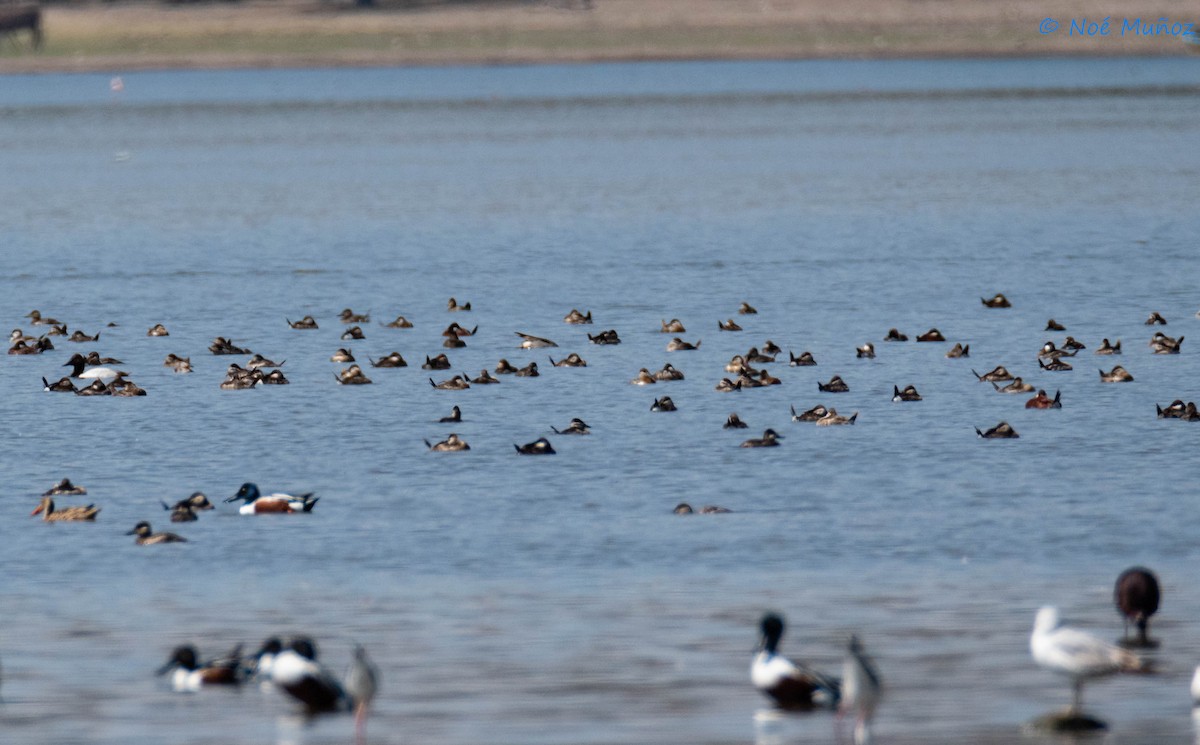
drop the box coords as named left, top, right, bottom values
left=158, top=645, right=243, bottom=691
left=1114, top=567, right=1160, bottom=648
left=751, top=613, right=840, bottom=710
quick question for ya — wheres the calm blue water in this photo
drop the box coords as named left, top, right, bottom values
left=1, top=58, right=1200, bottom=744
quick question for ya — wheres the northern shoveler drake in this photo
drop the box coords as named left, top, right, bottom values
left=439, top=405, right=462, bottom=423
left=1025, top=389, right=1063, bottom=409
left=741, top=429, right=782, bottom=447
left=515, top=332, right=557, bottom=349
left=724, top=413, right=749, bottom=429
left=916, top=328, right=946, bottom=342
left=147, top=324, right=170, bottom=337
left=856, top=343, right=875, bottom=359
left=1114, top=567, right=1160, bottom=648
left=751, top=613, right=840, bottom=710
left=158, top=645, right=243, bottom=691
left=225, top=483, right=318, bottom=514
left=551, top=418, right=591, bottom=435
left=976, top=422, right=1019, bottom=439
left=549, top=353, right=587, bottom=367
left=892, top=385, right=922, bottom=402
left=818, top=376, right=849, bottom=393
left=370, top=352, right=407, bottom=368
left=127, top=521, right=186, bottom=544
left=945, top=343, right=970, bottom=358
left=339, top=308, right=370, bottom=324
left=660, top=319, right=686, bottom=333
left=789, top=351, right=817, bottom=366
left=972, top=365, right=1013, bottom=382
left=883, top=328, right=908, bottom=342
left=425, top=433, right=470, bottom=452
left=738, top=302, right=758, bottom=315
left=32, top=495, right=99, bottom=521
left=1145, top=311, right=1167, bottom=326
left=270, top=637, right=351, bottom=715
left=447, top=297, right=471, bottom=312
left=1099, top=366, right=1133, bottom=383
left=650, top=396, right=677, bottom=412
left=719, top=319, right=742, bottom=331
left=1096, top=339, right=1121, bottom=355
left=563, top=309, right=593, bottom=324
left=250, top=637, right=283, bottom=687
left=44, top=478, right=86, bottom=496
left=62, top=353, right=123, bottom=383
left=981, top=293, right=1011, bottom=308
left=288, top=316, right=319, bottom=329
left=840, top=636, right=882, bottom=745
left=382, top=315, right=414, bottom=328
left=816, top=409, right=858, bottom=426
left=666, top=337, right=700, bottom=351
left=514, top=437, right=556, bottom=455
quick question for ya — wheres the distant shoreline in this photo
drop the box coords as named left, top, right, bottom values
left=1, top=0, right=1195, bottom=75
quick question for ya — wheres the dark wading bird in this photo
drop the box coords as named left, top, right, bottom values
left=1114, top=567, right=1160, bottom=648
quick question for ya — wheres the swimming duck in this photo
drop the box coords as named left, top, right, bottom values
left=1149, top=332, right=1184, bottom=354
left=666, top=337, right=701, bottom=351
left=840, top=635, right=882, bottom=745
left=493, top=358, right=518, bottom=374
left=588, top=329, right=621, bottom=345
left=892, top=385, right=922, bottom=402
left=443, top=322, right=477, bottom=338
left=163, top=354, right=192, bottom=373
left=341, top=326, right=365, bottom=341
left=1039, top=341, right=1076, bottom=359
left=745, top=346, right=775, bottom=364
left=1045, top=319, right=1066, bottom=331
left=225, top=483, right=318, bottom=514
left=756, top=369, right=782, bottom=386
left=11, top=327, right=39, bottom=343
left=429, top=375, right=469, bottom=390
left=42, top=376, right=77, bottom=393
left=161, top=492, right=215, bottom=523
left=723, top=413, right=748, bottom=429
left=270, top=638, right=360, bottom=716
left=631, top=369, right=657, bottom=385
left=1062, top=337, right=1086, bottom=351
left=471, top=369, right=501, bottom=384
left=370, top=352, right=407, bottom=368
left=549, top=353, right=587, bottom=367
left=1156, top=400, right=1188, bottom=419
left=339, top=308, right=370, bottom=324
left=1114, top=567, right=1160, bottom=648
left=44, top=478, right=87, bottom=496
left=1095, top=338, right=1121, bottom=355
left=516, top=332, right=557, bottom=349
left=425, top=433, right=471, bottom=452
left=789, top=351, right=817, bottom=366
left=337, top=365, right=373, bottom=385
left=551, top=418, right=591, bottom=435
left=992, top=377, right=1034, bottom=393
left=1145, top=311, right=1167, bottom=326
left=816, top=409, right=858, bottom=426
left=84, top=351, right=122, bottom=365
left=790, top=404, right=828, bottom=422
left=674, top=503, right=732, bottom=514
left=423, top=353, right=451, bottom=370
left=443, top=337, right=466, bottom=349
left=158, top=645, right=242, bottom=691
left=382, top=315, right=414, bottom=328
left=25, top=310, right=62, bottom=326
left=260, top=370, right=289, bottom=385
left=127, top=521, right=187, bottom=544
left=1182, top=403, right=1200, bottom=422
left=1025, top=389, right=1063, bottom=409
left=818, top=376, right=849, bottom=393
left=714, top=378, right=742, bottom=392
left=209, top=337, right=251, bottom=355
left=661, top=319, right=686, bottom=333
left=916, top=328, right=946, bottom=342
left=650, top=396, right=677, bottom=412
left=45, top=323, right=68, bottom=336
left=447, top=297, right=471, bottom=312
left=738, top=302, right=758, bottom=315
left=514, top=362, right=539, bottom=377
left=8, top=339, right=43, bottom=355
left=288, top=316, right=319, bottom=329
left=725, top=355, right=750, bottom=374
left=63, top=353, right=124, bottom=383
left=439, top=405, right=462, bottom=423
left=752, top=613, right=840, bottom=711
left=762, top=340, right=782, bottom=356
left=654, top=363, right=685, bottom=381
left=945, top=343, right=970, bottom=358
left=514, top=437, right=556, bottom=455
left=1099, top=365, right=1133, bottom=383
left=32, top=495, right=99, bottom=521
left=718, top=319, right=743, bottom=331
left=981, top=293, right=1011, bottom=308
left=246, top=354, right=284, bottom=369
left=219, top=372, right=261, bottom=391
left=563, top=309, right=593, bottom=324
left=734, top=373, right=764, bottom=389
left=856, top=343, right=875, bottom=359
left=147, top=324, right=169, bottom=337
left=741, top=429, right=782, bottom=447
left=972, top=365, right=1013, bottom=382
left=975, top=422, right=1019, bottom=439
left=883, top=328, right=908, bottom=342
left=111, top=378, right=147, bottom=397
left=1038, top=358, right=1073, bottom=372
left=75, top=379, right=113, bottom=396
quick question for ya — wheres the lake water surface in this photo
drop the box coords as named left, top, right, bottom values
left=1, top=58, right=1200, bottom=744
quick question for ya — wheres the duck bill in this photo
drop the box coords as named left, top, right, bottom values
left=31, top=504, right=45, bottom=516
left=223, top=494, right=241, bottom=503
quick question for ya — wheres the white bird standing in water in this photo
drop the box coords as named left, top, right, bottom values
left=839, top=635, right=881, bottom=745
left=1030, top=606, right=1142, bottom=716
left=344, top=644, right=379, bottom=743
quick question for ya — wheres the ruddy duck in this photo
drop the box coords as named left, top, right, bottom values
left=32, top=496, right=99, bottom=521
left=631, top=369, right=657, bottom=385
left=46, top=323, right=68, bottom=336
left=892, top=385, right=922, bottom=402
left=425, top=433, right=471, bottom=452
left=790, top=404, right=828, bottom=422
left=1045, top=319, right=1066, bottom=331
left=756, top=370, right=782, bottom=386
left=1025, top=389, right=1062, bottom=409
left=1099, top=365, right=1133, bottom=383
left=429, top=375, right=469, bottom=390
left=443, top=322, right=477, bottom=338
left=884, top=328, right=908, bottom=342
left=339, top=308, right=370, bottom=324
left=916, top=329, right=946, bottom=342
left=330, top=348, right=355, bottom=363
left=516, top=332, right=557, bottom=349
left=1156, top=400, right=1187, bottom=419
left=719, top=319, right=743, bottom=331
left=714, top=378, right=742, bottom=392
left=163, top=354, right=192, bottom=373
left=514, top=362, right=539, bottom=377
left=751, top=613, right=839, bottom=711
left=1062, top=337, right=1086, bottom=351
left=723, top=413, right=749, bottom=429
left=210, top=337, right=251, bottom=355
left=288, top=316, right=319, bottom=329
left=762, top=340, right=782, bottom=356
left=494, top=359, right=518, bottom=374
left=84, top=351, right=121, bottom=365
left=127, top=521, right=187, bottom=544
left=42, top=376, right=77, bottom=392
left=789, top=351, right=817, bottom=367
left=471, top=369, right=501, bottom=384
left=549, top=353, right=587, bottom=367
left=856, top=343, right=875, bottom=359
left=667, top=337, right=700, bottom=351
left=738, top=302, right=758, bottom=315
left=111, top=378, right=147, bottom=396
left=588, top=329, right=621, bottom=345
left=442, top=337, right=466, bottom=349
left=225, top=483, right=318, bottom=514
left=726, top=355, right=749, bottom=374
left=1149, top=332, right=1183, bottom=354
left=341, top=326, right=365, bottom=341
left=975, top=422, right=1019, bottom=439
left=651, top=396, right=677, bottom=412
left=1114, top=567, right=1160, bottom=648
left=447, top=297, right=471, bottom=312
left=564, top=309, right=593, bottom=324
left=661, top=319, right=686, bottom=333
left=246, top=354, right=283, bottom=369
left=68, top=329, right=100, bottom=343
left=75, top=379, right=113, bottom=396
left=370, top=352, right=407, bottom=368
left=1145, top=312, right=1167, bottom=326
left=147, top=324, right=169, bottom=337
left=1096, top=338, right=1121, bottom=355
left=44, top=478, right=86, bottom=496
left=158, top=645, right=243, bottom=691
left=741, top=429, right=782, bottom=447
left=746, top=346, right=775, bottom=364
left=735, top=373, right=763, bottom=389
left=816, top=409, right=858, bottom=426
left=981, top=293, right=1011, bottom=308
left=654, top=363, right=684, bottom=381
left=992, top=377, right=1034, bottom=394
left=1038, top=358, right=1073, bottom=372
left=25, top=310, right=62, bottom=326
left=551, top=418, right=591, bottom=435
left=972, top=365, right=1013, bottom=382
left=8, top=339, right=41, bottom=355
left=514, top=437, right=556, bottom=455
left=260, top=370, right=289, bottom=385
left=383, top=315, right=414, bottom=328
left=1039, top=341, right=1075, bottom=359
left=439, top=405, right=462, bottom=423
left=818, top=376, right=849, bottom=393
left=337, top=365, right=373, bottom=385
left=161, top=492, right=215, bottom=523
left=945, top=343, right=970, bottom=358
left=422, top=353, right=451, bottom=370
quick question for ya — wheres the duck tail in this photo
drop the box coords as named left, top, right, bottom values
left=975, top=427, right=985, bottom=438
left=1052, top=391, right=1062, bottom=407
left=971, top=369, right=982, bottom=380
left=848, top=413, right=858, bottom=424
left=962, top=345, right=970, bottom=356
